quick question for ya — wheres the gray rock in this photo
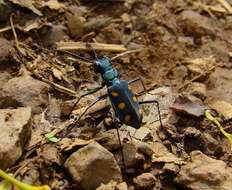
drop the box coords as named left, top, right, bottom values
left=175, top=151, right=232, bottom=190
left=133, top=173, right=156, bottom=190
left=65, top=141, right=122, bottom=190
left=0, top=75, right=49, bottom=113
left=0, top=107, right=32, bottom=169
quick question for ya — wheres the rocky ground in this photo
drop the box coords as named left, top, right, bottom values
left=0, top=0, right=232, bottom=190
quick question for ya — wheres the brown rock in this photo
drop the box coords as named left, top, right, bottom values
left=64, top=141, right=122, bottom=190
left=175, top=151, right=232, bottom=190
left=84, top=17, right=111, bottom=33
left=0, top=1, right=13, bottom=23
left=137, top=142, right=153, bottom=157
left=0, top=107, right=32, bottom=169
left=96, top=180, right=117, bottom=190
left=209, top=100, right=232, bottom=120
left=133, top=173, right=156, bottom=190
left=171, top=65, right=188, bottom=80
left=187, top=82, right=207, bottom=100
left=0, top=75, right=49, bottom=113
left=116, top=182, right=128, bottom=190
left=66, top=12, right=85, bottom=38
left=0, top=38, right=13, bottom=64
left=0, top=72, right=11, bottom=91
left=178, top=10, right=215, bottom=37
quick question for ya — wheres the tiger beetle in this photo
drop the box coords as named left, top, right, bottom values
left=61, top=47, right=163, bottom=130
left=60, top=45, right=163, bottom=176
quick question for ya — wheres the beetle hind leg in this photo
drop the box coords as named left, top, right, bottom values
left=139, top=100, right=163, bottom=128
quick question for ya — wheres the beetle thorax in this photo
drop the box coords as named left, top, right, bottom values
left=95, top=57, right=119, bottom=86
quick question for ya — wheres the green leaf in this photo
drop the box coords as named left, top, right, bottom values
left=47, top=136, right=60, bottom=143
left=0, top=169, right=51, bottom=190
left=205, top=110, right=232, bottom=150
left=44, top=133, right=60, bottom=143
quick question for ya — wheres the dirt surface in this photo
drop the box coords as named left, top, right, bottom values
left=0, top=0, right=232, bottom=190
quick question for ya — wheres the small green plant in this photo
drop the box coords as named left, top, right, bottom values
left=0, top=179, right=11, bottom=190
left=0, top=169, right=51, bottom=190
left=45, top=133, right=60, bottom=143
left=205, top=110, right=232, bottom=150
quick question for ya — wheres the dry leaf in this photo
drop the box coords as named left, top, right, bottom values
left=171, top=96, right=206, bottom=117
left=22, top=20, right=40, bottom=32
left=59, top=138, right=93, bottom=152
left=42, top=0, right=65, bottom=10
left=151, top=142, right=185, bottom=165
left=184, top=55, right=215, bottom=75
left=52, top=68, right=63, bottom=80
left=9, top=0, right=42, bottom=16
left=209, top=100, right=232, bottom=120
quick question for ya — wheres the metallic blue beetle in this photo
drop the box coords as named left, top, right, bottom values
left=95, top=56, right=141, bottom=128
left=64, top=49, right=162, bottom=129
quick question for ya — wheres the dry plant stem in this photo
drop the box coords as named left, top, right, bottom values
left=26, top=120, right=74, bottom=151
left=0, top=169, right=51, bottom=190
left=9, top=19, right=77, bottom=98
left=178, top=65, right=217, bottom=91
left=72, top=99, right=109, bottom=116
left=56, top=42, right=127, bottom=52
left=111, top=48, right=145, bottom=61
left=12, top=158, right=37, bottom=177
left=0, top=26, right=11, bottom=33
left=216, top=0, right=232, bottom=13
left=40, top=77, right=77, bottom=97
left=10, top=15, right=25, bottom=56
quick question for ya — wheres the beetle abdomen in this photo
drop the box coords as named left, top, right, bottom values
left=108, top=80, right=141, bottom=128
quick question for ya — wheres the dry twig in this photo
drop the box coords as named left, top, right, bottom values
left=216, top=0, right=232, bottom=13
left=111, top=48, right=145, bottom=60
left=178, top=65, right=218, bottom=91
left=56, top=42, right=127, bottom=52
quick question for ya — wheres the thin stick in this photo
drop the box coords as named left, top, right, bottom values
left=111, top=48, right=145, bottom=60
left=178, top=65, right=218, bottom=91
left=56, top=42, right=127, bottom=52
left=0, top=26, right=11, bottom=33
left=41, top=77, right=78, bottom=97
left=216, top=0, right=232, bottom=13
left=10, top=15, right=25, bottom=56
left=115, top=122, right=127, bottom=180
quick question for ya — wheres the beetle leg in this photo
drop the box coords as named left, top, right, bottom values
left=139, top=100, right=163, bottom=128
left=70, top=94, right=108, bottom=122
left=68, top=85, right=104, bottom=117
left=112, top=116, right=127, bottom=179
left=128, top=77, right=148, bottom=95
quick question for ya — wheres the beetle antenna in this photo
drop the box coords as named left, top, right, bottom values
left=86, top=43, right=98, bottom=60
left=58, top=50, right=94, bottom=63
